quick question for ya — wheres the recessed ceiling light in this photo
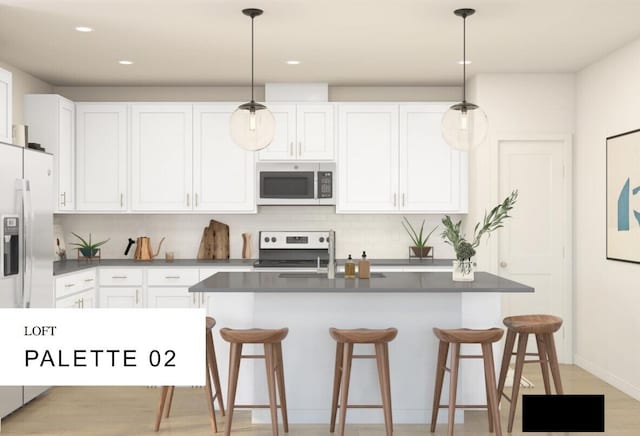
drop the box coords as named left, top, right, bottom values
left=286, top=60, right=301, bottom=65
left=118, top=60, right=134, bottom=65
left=75, top=26, right=94, bottom=32
left=457, top=60, right=472, bottom=65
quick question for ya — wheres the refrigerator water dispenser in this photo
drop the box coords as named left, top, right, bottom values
left=2, top=215, right=19, bottom=277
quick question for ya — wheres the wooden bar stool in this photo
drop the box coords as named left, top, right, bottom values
left=497, top=314, right=563, bottom=433
left=430, top=327, right=504, bottom=436
left=155, top=316, right=225, bottom=433
left=329, top=327, right=398, bottom=436
left=220, top=327, right=289, bottom=436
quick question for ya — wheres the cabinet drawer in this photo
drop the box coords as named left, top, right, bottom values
left=147, top=268, right=199, bottom=286
left=99, top=268, right=143, bottom=286
left=55, top=269, right=96, bottom=299
left=76, top=270, right=97, bottom=291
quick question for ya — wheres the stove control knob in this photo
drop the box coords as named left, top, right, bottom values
left=271, top=237, right=277, bottom=243
left=319, top=237, right=325, bottom=243
left=264, top=237, right=269, bottom=243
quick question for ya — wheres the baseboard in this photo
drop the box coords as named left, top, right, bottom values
left=575, top=355, right=640, bottom=401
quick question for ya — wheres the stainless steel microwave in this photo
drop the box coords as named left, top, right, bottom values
left=257, top=162, right=336, bottom=205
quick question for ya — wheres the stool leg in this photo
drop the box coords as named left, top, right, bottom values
left=535, top=333, right=552, bottom=394
left=274, top=342, right=289, bottom=432
left=264, top=343, right=280, bottom=436
left=482, top=343, right=502, bottom=436
left=207, top=328, right=226, bottom=415
left=204, top=354, right=218, bottom=433
left=430, top=340, right=449, bottom=432
left=507, top=333, right=528, bottom=433
left=338, top=343, right=354, bottom=436
left=154, top=386, right=170, bottom=431
left=375, top=343, right=393, bottom=436
left=544, top=333, right=564, bottom=394
left=224, top=342, right=243, bottom=436
left=447, top=343, right=460, bottom=436
left=330, top=342, right=344, bottom=433
left=497, top=329, right=516, bottom=408
left=164, top=386, right=175, bottom=418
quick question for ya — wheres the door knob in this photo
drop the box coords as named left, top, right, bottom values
left=500, top=261, right=508, bottom=268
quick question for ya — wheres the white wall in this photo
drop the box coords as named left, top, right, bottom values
left=574, top=37, right=640, bottom=400
left=0, top=59, right=53, bottom=125
left=55, top=209, right=457, bottom=260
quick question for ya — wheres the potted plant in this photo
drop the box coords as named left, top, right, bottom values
left=69, top=232, right=109, bottom=258
left=441, top=190, right=518, bottom=281
left=401, top=217, right=438, bottom=258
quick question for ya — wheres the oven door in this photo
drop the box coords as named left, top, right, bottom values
left=258, top=171, right=316, bottom=205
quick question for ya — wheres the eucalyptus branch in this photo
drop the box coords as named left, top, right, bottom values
left=471, top=190, right=518, bottom=248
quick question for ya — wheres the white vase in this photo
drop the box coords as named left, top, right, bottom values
left=452, top=260, right=474, bottom=282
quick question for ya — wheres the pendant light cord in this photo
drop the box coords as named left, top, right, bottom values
left=251, top=15, right=255, bottom=102
left=462, top=14, right=466, bottom=103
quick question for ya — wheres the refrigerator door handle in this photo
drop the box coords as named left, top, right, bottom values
left=23, top=180, right=34, bottom=308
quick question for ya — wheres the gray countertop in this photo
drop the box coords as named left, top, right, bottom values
left=189, top=271, right=534, bottom=293
left=53, top=258, right=452, bottom=276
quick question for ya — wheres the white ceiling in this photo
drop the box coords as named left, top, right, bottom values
left=1, top=0, right=639, bottom=86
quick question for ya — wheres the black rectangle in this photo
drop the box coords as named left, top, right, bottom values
left=522, top=394, right=605, bottom=432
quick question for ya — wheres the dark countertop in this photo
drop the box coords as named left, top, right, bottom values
left=53, top=258, right=452, bottom=276
left=189, top=271, right=534, bottom=293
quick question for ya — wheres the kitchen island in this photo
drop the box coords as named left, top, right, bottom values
left=189, top=271, right=533, bottom=425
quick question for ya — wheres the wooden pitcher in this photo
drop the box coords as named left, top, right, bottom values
left=134, top=236, right=165, bottom=261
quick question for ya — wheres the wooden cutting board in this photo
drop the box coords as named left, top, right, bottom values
left=197, top=220, right=230, bottom=259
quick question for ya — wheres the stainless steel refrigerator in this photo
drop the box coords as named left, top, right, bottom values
left=0, top=142, right=53, bottom=418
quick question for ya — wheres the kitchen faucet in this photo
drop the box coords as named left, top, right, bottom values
left=327, top=229, right=336, bottom=279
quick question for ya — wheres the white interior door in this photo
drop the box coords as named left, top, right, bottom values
left=498, top=135, right=572, bottom=363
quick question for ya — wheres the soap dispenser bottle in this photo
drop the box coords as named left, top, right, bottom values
left=358, top=251, right=371, bottom=279
left=344, top=255, right=356, bottom=279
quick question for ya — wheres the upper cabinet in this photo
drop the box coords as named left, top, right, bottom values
left=258, top=103, right=334, bottom=161
left=193, top=104, right=256, bottom=213
left=0, top=68, right=12, bottom=144
left=76, top=103, right=128, bottom=211
left=130, top=104, right=193, bottom=211
left=24, top=94, right=75, bottom=212
left=337, top=103, right=467, bottom=214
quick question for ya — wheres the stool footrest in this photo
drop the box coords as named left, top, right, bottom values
left=337, top=404, right=384, bottom=409
left=241, top=354, right=265, bottom=359
left=233, top=404, right=283, bottom=409
left=352, top=355, right=377, bottom=359
left=501, top=392, right=512, bottom=402
left=459, top=354, right=484, bottom=359
left=438, top=404, right=488, bottom=409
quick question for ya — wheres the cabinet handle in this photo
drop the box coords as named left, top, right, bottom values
left=165, top=275, right=181, bottom=279
left=195, top=193, right=198, bottom=208
left=290, top=142, right=294, bottom=156
left=402, top=193, right=405, bottom=207
left=84, top=278, right=94, bottom=282
left=135, top=289, right=139, bottom=304
left=80, top=298, right=84, bottom=309
left=64, top=283, right=75, bottom=288
left=393, top=193, right=397, bottom=207
left=298, top=141, right=302, bottom=155
left=200, top=293, right=203, bottom=305
left=74, top=299, right=80, bottom=308
left=112, top=275, right=128, bottom=279
left=61, top=192, right=66, bottom=207
left=120, top=193, right=124, bottom=208
left=186, top=193, right=190, bottom=207
left=192, top=293, right=196, bottom=304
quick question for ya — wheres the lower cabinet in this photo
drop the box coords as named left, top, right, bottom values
left=99, top=287, right=143, bottom=308
left=146, top=287, right=199, bottom=308
left=56, top=288, right=96, bottom=308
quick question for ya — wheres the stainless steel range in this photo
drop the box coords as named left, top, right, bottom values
left=253, top=231, right=332, bottom=269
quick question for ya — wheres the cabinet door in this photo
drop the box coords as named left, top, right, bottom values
left=257, top=104, right=296, bottom=161
left=55, top=288, right=95, bottom=308
left=76, top=104, right=128, bottom=211
left=131, top=104, right=193, bottom=211
left=146, top=287, right=199, bottom=308
left=337, top=104, right=399, bottom=212
left=99, top=287, right=143, bottom=308
left=193, top=104, right=256, bottom=212
left=58, top=98, right=75, bottom=211
left=297, top=104, right=334, bottom=160
left=399, top=104, right=467, bottom=212
left=0, top=68, right=11, bottom=143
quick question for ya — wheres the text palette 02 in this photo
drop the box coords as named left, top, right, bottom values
left=0, top=308, right=205, bottom=386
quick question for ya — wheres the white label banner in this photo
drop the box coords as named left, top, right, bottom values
left=0, top=308, right=205, bottom=386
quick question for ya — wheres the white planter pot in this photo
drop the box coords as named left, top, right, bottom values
left=452, top=260, right=474, bottom=282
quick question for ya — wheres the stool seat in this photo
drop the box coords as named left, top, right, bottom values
left=329, top=327, right=398, bottom=344
left=206, top=316, right=216, bottom=329
left=503, top=314, right=562, bottom=334
left=219, top=327, right=289, bottom=344
left=433, top=327, right=504, bottom=344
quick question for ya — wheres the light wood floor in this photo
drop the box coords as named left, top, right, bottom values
left=1, top=365, right=638, bottom=435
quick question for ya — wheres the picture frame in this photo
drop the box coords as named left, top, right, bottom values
left=606, top=128, right=640, bottom=263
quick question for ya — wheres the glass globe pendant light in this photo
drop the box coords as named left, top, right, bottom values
left=441, top=8, right=488, bottom=151
left=230, top=8, right=275, bottom=151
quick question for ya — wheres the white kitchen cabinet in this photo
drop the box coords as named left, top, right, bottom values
left=76, top=103, right=128, bottom=211
left=193, top=104, right=256, bottom=213
left=131, top=104, right=193, bottom=211
left=399, top=104, right=467, bottom=213
left=25, top=94, right=75, bottom=211
left=0, top=67, right=12, bottom=143
left=99, top=287, right=143, bottom=308
left=146, top=287, right=199, bottom=308
left=337, top=104, right=399, bottom=212
left=258, top=104, right=334, bottom=161
left=56, top=288, right=96, bottom=308
left=55, top=269, right=96, bottom=299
